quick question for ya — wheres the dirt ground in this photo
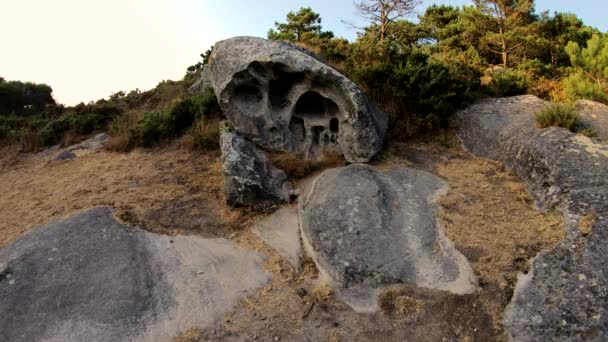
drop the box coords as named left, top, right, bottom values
left=0, top=144, right=251, bottom=248
left=0, top=138, right=564, bottom=341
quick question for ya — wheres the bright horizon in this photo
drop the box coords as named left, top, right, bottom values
left=2, top=0, right=606, bottom=105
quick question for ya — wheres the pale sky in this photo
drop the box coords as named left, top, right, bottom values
left=1, top=0, right=606, bottom=105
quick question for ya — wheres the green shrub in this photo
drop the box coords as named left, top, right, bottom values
left=535, top=103, right=579, bottom=131
left=121, top=87, right=222, bottom=148
left=489, top=69, right=529, bottom=97
left=348, top=46, right=475, bottom=139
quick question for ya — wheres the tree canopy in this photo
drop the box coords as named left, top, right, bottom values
left=268, top=7, right=330, bottom=43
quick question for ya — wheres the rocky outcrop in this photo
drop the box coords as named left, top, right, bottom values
left=208, top=36, right=387, bottom=163
left=221, top=130, right=292, bottom=208
left=576, top=99, right=608, bottom=141
left=299, top=164, right=477, bottom=294
left=188, top=65, right=212, bottom=94
left=454, top=95, right=608, bottom=341
left=53, top=132, right=109, bottom=161
left=0, top=207, right=270, bottom=342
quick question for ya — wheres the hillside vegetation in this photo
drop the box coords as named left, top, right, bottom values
left=1, top=0, right=607, bottom=151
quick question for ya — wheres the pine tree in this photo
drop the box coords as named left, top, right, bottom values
left=473, top=0, right=536, bottom=68
left=564, top=34, right=608, bottom=103
left=268, top=7, right=323, bottom=43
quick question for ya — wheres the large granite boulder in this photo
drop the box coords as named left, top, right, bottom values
left=221, top=130, right=292, bottom=208
left=0, top=207, right=270, bottom=342
left=299, top=164, right=477, bottom=294
left=454, top=95, right=608, bottom=341
left=208, top=36, right=387, bottom=163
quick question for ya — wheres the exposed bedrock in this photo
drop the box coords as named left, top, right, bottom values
left=575, top=99, right=608, bottom=142
left=220, top=130, right=292, bottom=208
left=299, top=164, right=477, bottom=293
left=208, top=36, right=388, bottom=163
left=0, top=207, right=270, bottom=342
left=454, top=95, right=608, bottom=341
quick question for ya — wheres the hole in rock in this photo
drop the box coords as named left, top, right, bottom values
left=234, top=84, right=263, bottom=103
left=269, top=64, right=305, bottom=109
left=295, top=91, right=339, bottom=117
left=330, top=118, right=339, bottom=133
left=289, top=117, right=306, bottom=145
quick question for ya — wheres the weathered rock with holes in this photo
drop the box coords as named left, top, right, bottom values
left=299, top=164, right=477, bottom=293
left=0, top=207, right=270, bottom=342
left=208, top=36, right=387, bottom=163
left=454, top=95, right=608, bottom=341
left=220, top=130, right=292, bottom=208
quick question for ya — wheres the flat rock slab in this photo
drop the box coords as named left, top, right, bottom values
left=252, top=205, right=302, bottom=270
left=0, top=207, right=270, bottom=342
left=299, top=164, right=476, bottom=294
left=455, top=95, right=608, bottom=341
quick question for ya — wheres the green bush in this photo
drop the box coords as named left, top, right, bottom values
left=348, top=46, right=475, bottom=138
left=34, top=102, right=122, bottom=146
left=535, top=103, right=578, bottom=131
left=127, top=88, right=222, bottom=147
left=489, top=69, right=529, bottom=97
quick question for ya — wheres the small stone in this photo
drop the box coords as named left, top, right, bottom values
left=274, top=336, right=280, bottom=341
left=8, top=279, right=15, bottom=285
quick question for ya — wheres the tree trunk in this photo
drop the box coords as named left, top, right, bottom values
left=380, top=9, right=386, bottom=42
left=499, top=26, right=508, bottom=68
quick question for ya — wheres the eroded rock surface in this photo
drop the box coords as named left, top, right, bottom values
left=220, top=130, right=292, bottom=208
left=209, top=36, right=387, bottom=163
left=455, top=95, right=608, bottom=341
left=299, top=164, right=477, bottom=293
left=0, top=207, right=270, bottom=342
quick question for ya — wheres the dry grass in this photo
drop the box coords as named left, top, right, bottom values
left=437, top=157, right=564, bottom=335
left=104, top=110, right=141, bottom=152
left=173, top=328, right=204, bottom=342
left=0, top=145, right=20, bottom=170
left=180, top=119, right=221, bottom=151
left=379, top=288, right=423, bottom=318
left=579, top=211, right=597, bottom=236
left=312, top=284, right=334, bottom=302
left=270, top=152, right=346, bottom=179
left=0, top=145, right=249, bottom=247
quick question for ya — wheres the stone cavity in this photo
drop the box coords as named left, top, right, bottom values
left=208, top=36, right=387, bottom=163
left=454, top=95, right=608, bottom=341
left=298, top=164, right=477, bottom=294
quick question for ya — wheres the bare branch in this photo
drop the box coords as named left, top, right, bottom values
left=353, top=0, right=422, bottom=41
